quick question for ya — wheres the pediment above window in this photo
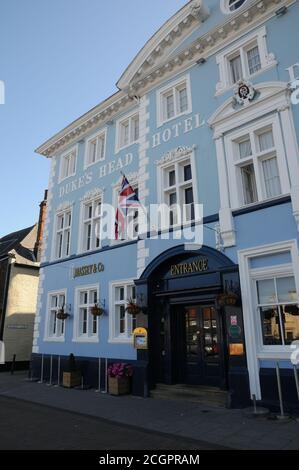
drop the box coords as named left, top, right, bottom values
left=116, top=1, right=210, bottom=92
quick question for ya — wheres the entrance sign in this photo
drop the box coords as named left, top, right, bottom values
left=133, top=327, right=148, bottom=350
left=170, top=257, right=208, bottom=276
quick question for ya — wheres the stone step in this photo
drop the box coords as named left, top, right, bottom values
left=151, top=384, right=228, bottom=407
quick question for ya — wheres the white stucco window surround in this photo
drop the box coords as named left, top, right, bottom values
left=208, top=81, right=299, bottom=247
left=77, top=189, right=104, bottom=254
left=108, top=279, right=137, bottom=344
left=51, top=202, right=73, bottom=261
left=215, top=27, right=277, bottom=96
left=115, top=109, right=140, bottom=153
left=73, top=284, right=100, bottom=343
left=220, top=0, right=248, bottom=15
left=84, top=128, right=107, bottom=169
left=58, top=144, right=78, bottom=183
left=238, top=240, right=299, bottom=400
left=156, top=146, right=199, bottom=231
left=156, top=74, right=192, bottom=128
left=44, top=290, right=67, bottom=342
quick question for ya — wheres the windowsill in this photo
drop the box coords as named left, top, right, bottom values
left=108, top=337, right=133, bottom=344
left=232, top=193, right=290, bottom=213
left=115, top=140, right=139, bottom=155
left=157, top=109, right=192, bottom=129
left=72, top=337, right=99, bottom=343
left=257, top=348, right=295, bottom=360
left=215, top=61, right=277, bottom=97
left=83, top=159, right=105, bottom=171
left=58, top=172, right=77, bottom=185
left=44, top=337, right=65, bottom=343
left=51, top=254, right=72, bottom=263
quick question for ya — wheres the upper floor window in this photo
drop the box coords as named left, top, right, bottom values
left=160, top=156, right=195, bottom=226
left=79, top=195, right=102, bottom=253
left=109, top=281, right=137, bottom=342
left=74, top=285, right=99, bottom=341
left=59, top=146, right=77, bottom=182
left=85, top=129, right=106, bottom=168
left=221, top=0, right=247, bottom=14
left=157, top=75, right=192, bottom=127
left=216, top=27, right=276, bottom=94
left=54, top=208, right=72, bottom=260
left=116, top=112, right=139, bottom=152
left=46, top=291, right=66, bottom=341
left=114, top=181, right=139, bottom=242
left=225, top=115, right=290, bottom=209
left=256, top=275, right=299, bottom=346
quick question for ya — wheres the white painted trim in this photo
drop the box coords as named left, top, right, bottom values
left=109, top=278, right=136, bottom=343
left=238, top=240, right=299, bottom=399
left=156, top=73, right=192, bottom=128
left=58, top=144, right=78, bottom=184
left=44, top=289, right=67, bottom=342
left=115, top=108, right=140, bottom=154
left=77, top=190, right=104, bottom=255
left=83, top=127, right=107, bottom=170
left=220, top=0, right=249, bottom=15
left=50, top=205, right=73, bottom=262
left=72, top=283, right=100, bottom=343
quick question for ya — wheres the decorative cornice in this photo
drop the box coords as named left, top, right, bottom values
left=155, top=145, right=196, bottom=166
left=111, top=172, right=139, bottom=188
left=80, top=187, right=104, bottom=202
left=56, top=201, right=74, bottom=212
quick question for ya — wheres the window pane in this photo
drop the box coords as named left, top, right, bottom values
left=260, top=306, right=283, bottom=345
left=247, top=45, right=261, bottom=75
left=116, top=286, right=125, bottom=301
left=183, top=164, right=192, bottom=182
left=257, top=278, right=276, bottom=304
left=89, top=139, right=97, bottom=164
left=277, top=277, right=297, bottom=303
left=132, top=116, right=139, bottom=142
left=168, top=170, right=175, bottom=187
left=262, top=157, right=281, bottom=198
left=238, top=138, right=252, bottom=159
left=178, top=87, right=188, bottom=113
left=165, top=93, right=174, bottom=119
left=230, top=55, right=242, bottom=83
left=97, top=136, right=105, bottom=160
left=282, top=305, right=299, bottom=344
left=229, top=0, right=246, bottom=11
left=51, top=295, right=58, bottom=308
left=119, top=305, right=125, bottom=334
left=258, top=130, right=274, bottom=152
left=241, top=164, right=258, bottom=205
left=169, top=192, right=177, bottom=205
left=121, top=121, right=129, bottom=146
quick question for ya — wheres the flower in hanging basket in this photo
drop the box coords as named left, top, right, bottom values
left=125, top=297, right=142, bottom=315
left=90, top=303, right=105, bottom=316
left=107, top=363, right=133, bottom=378
left=225, top=292, right=239, bottom=305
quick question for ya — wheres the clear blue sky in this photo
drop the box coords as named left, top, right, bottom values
left=0, top=0, right=186, bottom=238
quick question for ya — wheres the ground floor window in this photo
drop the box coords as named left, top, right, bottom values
left=109, top=281, right=137, bottom=341
left=75, top=285, right=99, bottom=340
left=47, top=291, right=66, bottom=340
left=256, top=275, right=299, bottom=346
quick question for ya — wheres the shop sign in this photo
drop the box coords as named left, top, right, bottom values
left=170, top=257, right=208, bottom=276
left=73, top=262, right=104, bottom=279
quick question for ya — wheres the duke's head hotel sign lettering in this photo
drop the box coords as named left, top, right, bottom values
left=73, top=262, right=104, bottom=279
left=170, top=257, right=208, bottom=276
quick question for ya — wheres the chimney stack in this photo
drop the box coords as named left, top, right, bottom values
left=34, top=189, right=48, bottom=262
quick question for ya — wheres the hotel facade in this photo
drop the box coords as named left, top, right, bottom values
left=33, top=0, right=299, bottom=410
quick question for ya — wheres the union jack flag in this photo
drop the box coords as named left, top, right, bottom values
left=115, top=175, right=140, bottom=240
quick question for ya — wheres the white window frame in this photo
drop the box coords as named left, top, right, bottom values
left=225, top=114, right=290, bottom=210
left=238, top=240, right=299, bottom=400
left=156, top=74, right=192, bottom=127
left=58, top=145, right=78, bottom=183
left=52, top=206, right=73, bottom=261
left=156, top=150, right=199, bottom=229
left=44, top=290, right=67, bottom=342
left=216, top=27, right=277, bottom=95
left=109, top=279, right=137, bottom=343
left=220, top=0, right=248, bottom=14
left=115, top=110, right=139, bottom=153
left=73, top=283, right=100, bottom=343
left=84, top=128, right=107, bottom=169
left=78, top=192, right=103, bottom=254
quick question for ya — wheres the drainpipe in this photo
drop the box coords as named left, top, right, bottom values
left=0, top=254, right=14, bottom=341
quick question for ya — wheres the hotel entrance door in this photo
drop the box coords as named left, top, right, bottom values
left=172, top=305, right=224, bottom=387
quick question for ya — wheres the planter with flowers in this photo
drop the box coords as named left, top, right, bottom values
left=90, top=303, right=105, bottom=317
left=107, top=363, right=133, bottom=396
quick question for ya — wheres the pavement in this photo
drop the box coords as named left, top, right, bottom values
left=0, top=371, right=299, bottom=450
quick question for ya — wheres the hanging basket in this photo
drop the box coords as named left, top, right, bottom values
left=125, top=301, right=142, bottom=316
left=57, top=309, right=69, bottom=320
left=90, top=304, right=105, bottom=317
left=217, top=292, right=239, bottom=307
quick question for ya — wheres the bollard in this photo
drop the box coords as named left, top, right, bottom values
left=276, top=362, right=289, bottom=420
left=95, top=357, right=101, bottom=393
left=54, top=356, right=61, bottom=387
left=10, top=354, right=16, bottom=375
left=101, top=358, right=108, bottom=394
left=38, top=355, right=44, bottom=383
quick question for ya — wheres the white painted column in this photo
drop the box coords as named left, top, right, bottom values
left=214, top=134, right=236, bottom=247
